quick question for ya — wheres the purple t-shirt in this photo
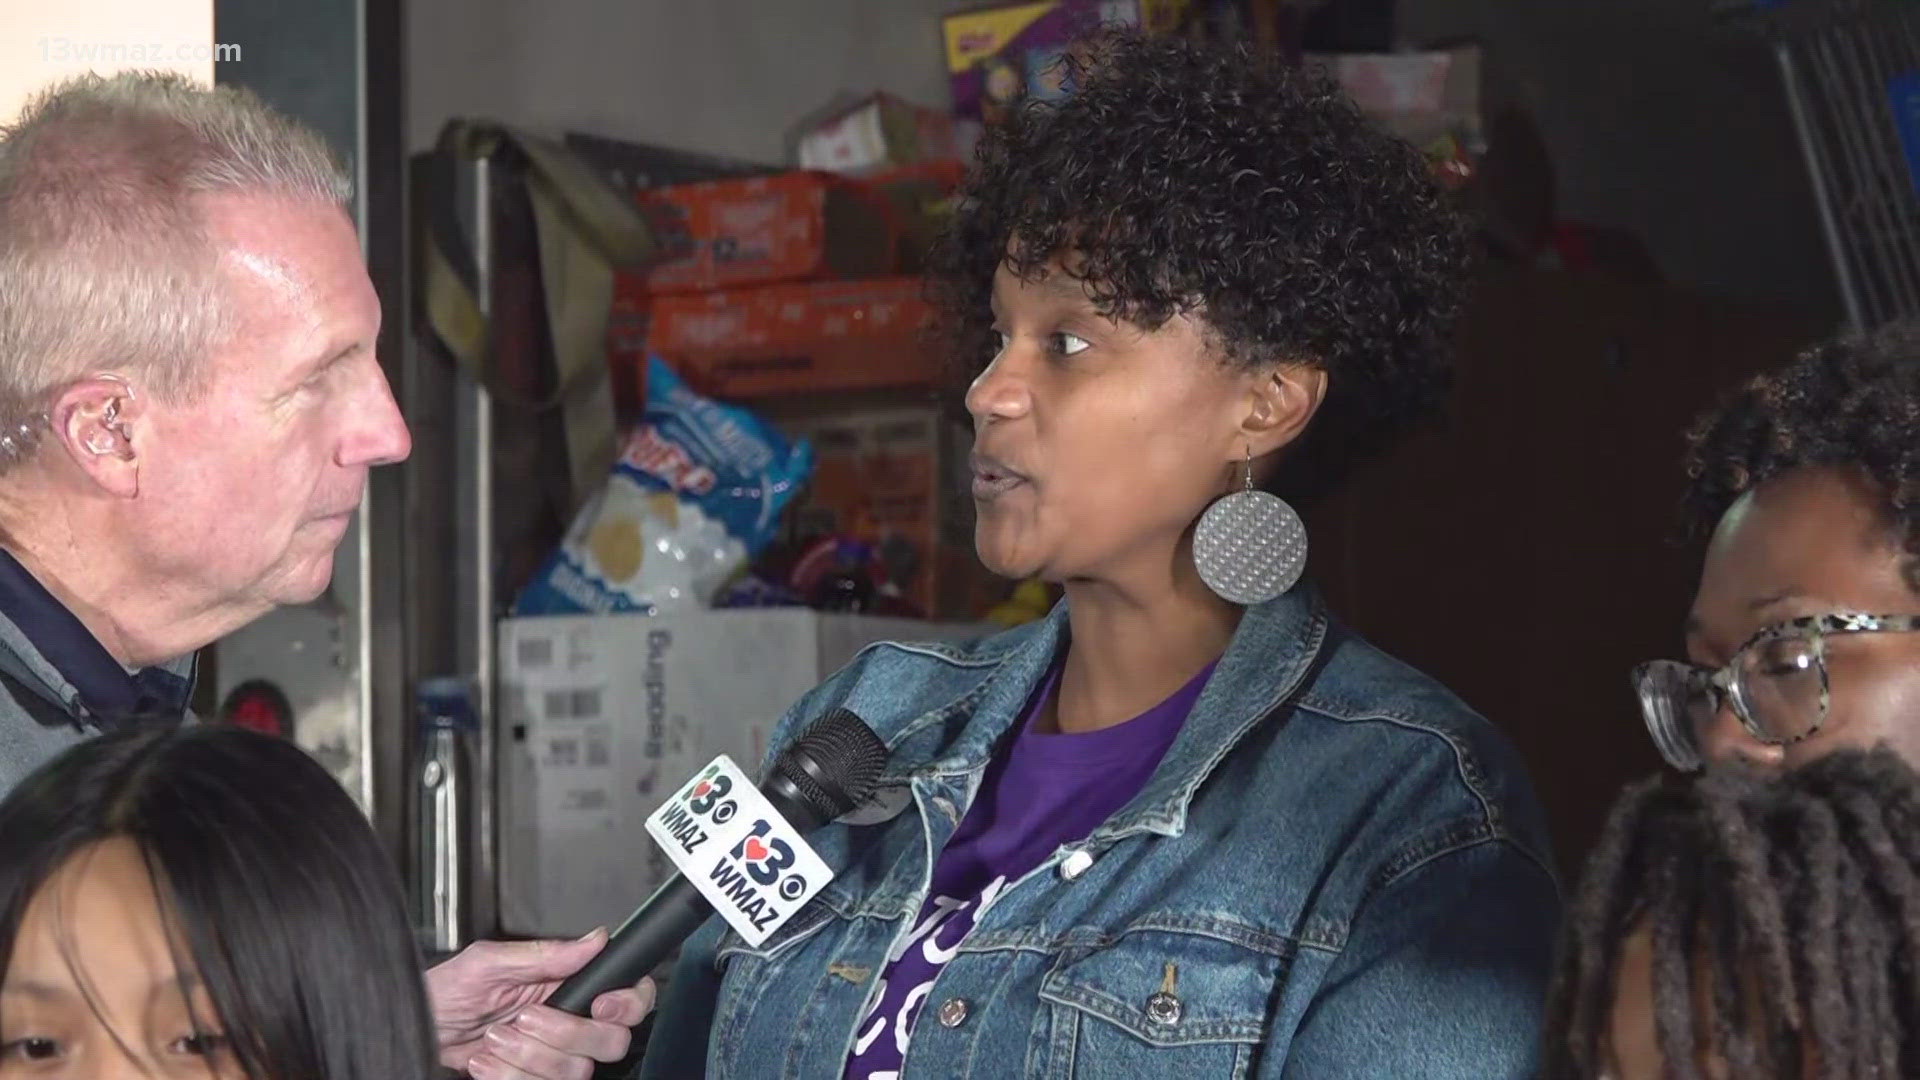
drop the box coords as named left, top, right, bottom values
left=843, top=660, right=1215, bottom=1079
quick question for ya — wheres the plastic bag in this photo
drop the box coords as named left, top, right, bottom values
left=514, top=357, right=813, bottom=615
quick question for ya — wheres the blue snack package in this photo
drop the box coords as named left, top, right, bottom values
left=513, top=357, right=814, bottom=616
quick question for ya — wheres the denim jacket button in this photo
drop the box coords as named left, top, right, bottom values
left=937, top=998, right=970, bottom=1028
left=1059, top=849, right=1095, bottom=880
left=1145, top=992, right=1183, bottom=1026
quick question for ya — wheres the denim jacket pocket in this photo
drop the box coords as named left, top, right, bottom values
left=1035, top=928, right=1284, bottom=1080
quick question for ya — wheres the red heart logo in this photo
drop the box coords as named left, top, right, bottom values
left=691, top=781, right=712, bottom=799
left=744, top=837, right=770, bottom=861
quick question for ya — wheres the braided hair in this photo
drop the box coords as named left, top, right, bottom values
left=1544, top=749, right=1920, bottom=1079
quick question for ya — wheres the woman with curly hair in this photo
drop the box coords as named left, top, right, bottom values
left=641, top=30, right=1558, bottom=1079
left=1635, top=322, right=1920, bottom=772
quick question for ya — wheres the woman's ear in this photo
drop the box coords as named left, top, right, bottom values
left=1241, top=362, right=1327, bottom=459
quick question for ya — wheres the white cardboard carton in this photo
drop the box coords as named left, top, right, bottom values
left=497, top=609, right=980, bottom=936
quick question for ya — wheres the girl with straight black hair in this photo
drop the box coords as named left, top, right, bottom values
left=0, top=723, right=436, bottom=1078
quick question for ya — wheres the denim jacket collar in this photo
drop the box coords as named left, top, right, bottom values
left=902, top=585, right=1329, bottom=841
left=1116, top=587, right=1328, bottom=838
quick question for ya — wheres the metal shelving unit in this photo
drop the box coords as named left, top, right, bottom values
left=1727, top=0, right=1920, bottom=329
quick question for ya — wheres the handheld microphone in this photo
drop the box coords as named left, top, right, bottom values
left=545, top=708, right=887, bottom=1016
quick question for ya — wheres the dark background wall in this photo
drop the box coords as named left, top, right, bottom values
left=1397, top=0, right=1843, bottom=320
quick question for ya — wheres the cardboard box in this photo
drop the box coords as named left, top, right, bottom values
left=562, top=131, right=770, bottom=196
left=942, top=0, right=1195, bottom=122
left=796, top=93, right=980, bottom=175
left=865, top=161, right=969, bottom=274
left=625, top=171, right=897, bottom=294
left=638, top=278, right=943, bottom=400
left=772, top=405, right=978, bottom=618
left=497, top=609, right=983, bottom=937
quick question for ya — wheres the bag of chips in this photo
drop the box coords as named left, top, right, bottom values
left=514, top=357, right=813, bottom=615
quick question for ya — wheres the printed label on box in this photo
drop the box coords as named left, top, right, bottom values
left=531, top=680, right=617, bottom=831
left=944, top=1, right=1057, bottom=72
left=643, top=754, right=833, bottom=945
left=513, top=624, right=619, bottom=830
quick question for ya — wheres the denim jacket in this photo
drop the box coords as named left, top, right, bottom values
left=641, top=588, right=1560, bottom=1079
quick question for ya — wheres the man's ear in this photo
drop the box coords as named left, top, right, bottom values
left=1240, top=362, right=1328, bottom=459
left=47, top=376, right=142, bottom=498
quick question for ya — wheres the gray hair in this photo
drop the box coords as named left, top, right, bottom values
left=0, top=71, right=350, bottom=461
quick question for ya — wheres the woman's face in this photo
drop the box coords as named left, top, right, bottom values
left=1687, top=468, right=1920, bottom=770
left=966, top=260, right=1276, bottom=586
left=0, top=838, right=236, bottom=1078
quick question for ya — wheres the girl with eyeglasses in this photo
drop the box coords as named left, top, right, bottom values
left=1635, top=322, right=1920, bottom=771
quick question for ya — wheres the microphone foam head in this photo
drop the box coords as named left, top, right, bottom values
left=770, top=709, right=888, bottom=820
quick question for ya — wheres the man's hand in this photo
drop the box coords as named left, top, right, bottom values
left=427, top=928, right=656, bottom=1080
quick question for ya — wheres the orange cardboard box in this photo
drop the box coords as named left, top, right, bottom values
left=640, top=278, right=944, bottom=401
left=624, top=171, right=897, bottom=294
left=773, top=404, right=997, bottom=619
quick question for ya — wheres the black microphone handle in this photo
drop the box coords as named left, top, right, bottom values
left=545, top=875, right=712, bottom=1016
left=543, top=778, right=830, bottom=1016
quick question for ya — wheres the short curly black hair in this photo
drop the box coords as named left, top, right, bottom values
left=1684, top=321, right=1920, bottom=587
left=926, top=30, right=1471, bottom=503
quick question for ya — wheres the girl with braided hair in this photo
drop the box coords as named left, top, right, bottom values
left=1544, top=747, right=1920, bottom=1078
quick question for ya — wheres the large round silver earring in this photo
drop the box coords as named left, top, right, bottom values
left=1192, top=447, right=1307, bottom=605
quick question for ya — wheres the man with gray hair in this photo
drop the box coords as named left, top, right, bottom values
left=0, top=72, right=651, bottom=1079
